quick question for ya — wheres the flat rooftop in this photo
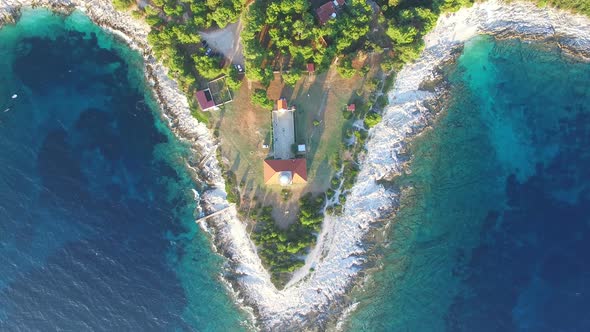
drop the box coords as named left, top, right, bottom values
left=272, top=109, right=295, bottom=160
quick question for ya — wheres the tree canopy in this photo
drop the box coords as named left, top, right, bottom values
left=242, top=0, right=373, bottom=85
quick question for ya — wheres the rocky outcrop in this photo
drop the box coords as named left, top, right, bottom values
left=2, top=0, right=590, bottom=330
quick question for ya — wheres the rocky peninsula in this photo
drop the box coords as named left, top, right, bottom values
left=1, top=0, right=590, bottom=330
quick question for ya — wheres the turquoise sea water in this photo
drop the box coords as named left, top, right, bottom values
left=0, top=9, right=247, bottom=330
left=4, top=9, right=590, bottom=332
left=347, top=36, right=590, bottom=331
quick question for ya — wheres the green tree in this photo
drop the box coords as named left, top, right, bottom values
left=364, top=112, right=382, bottom=128
left=193, top=54, right=224, bottom=79
left=251, top=89, right=274, bottom=110
left=226, top=67, right=243, bottom=90
left=386, top=25, right=418, bottom=45
left=337, top=57, right=356, bottom=79
left=112, top=0, right=134, bottom=10
left=282, top=69, right=302, bottom=86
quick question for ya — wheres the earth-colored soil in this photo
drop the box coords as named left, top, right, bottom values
left=208, top=55, right=382, bottom=228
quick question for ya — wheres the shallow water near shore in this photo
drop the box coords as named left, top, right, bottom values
left=0, top=9, right=248, bottom=330
left=346, top=35, right=590, bottom=331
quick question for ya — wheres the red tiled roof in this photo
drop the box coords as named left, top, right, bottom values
left=335, top=0, right=345, bottom=6
left=347, top=104, right=356, bottom=111
left=307, top=63, right=315, bottom=72
left=196, top=89, right=216, bottom=111
left=263, top=159, right=307, bottom=184
left=316, top=2, right=336, bottom=25
left=276, top=98, right=288, bottom=110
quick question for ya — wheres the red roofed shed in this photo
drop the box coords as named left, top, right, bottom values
left=195, top=89, right=215, bottom=111
left=307, top=63, right=315, bottom=73
left=195, top=89, right=216, bottom=111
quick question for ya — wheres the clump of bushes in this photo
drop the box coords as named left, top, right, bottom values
left=251, top=89, right=274, bottom=110
left=337, top=57, right=356, bottom=79
left=112, top=0, right=134, bottom=10
left=342, top=161, right=360, bottom=191
left=223, top=170, right=239, bottom=204
left=281, top=189, right=293, bottom=201
left=378, top=0, right=474, bottom=68
left=242, top=0, right=373, bottom=84
left=364, top=111, right=382, bottom=128
left=252, top=193, right=326, bottom=286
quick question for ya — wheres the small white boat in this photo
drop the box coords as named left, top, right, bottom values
left=3, top=108, right=9, bottom=113
left=11, top=94, right=17, bottom=99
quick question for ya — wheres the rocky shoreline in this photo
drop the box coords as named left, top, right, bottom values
left=1, top=0, right=228, bottom=204
left=2, top=0, right=590, bottom=330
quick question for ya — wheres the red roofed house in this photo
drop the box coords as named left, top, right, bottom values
left=347, top=103, right=356, bottom=112
left=316, top=1, right=336, bottom=25
left=195, top=89, right=216, bottom=111
left=307, top=63, right=315, bottom=73
left=263, top=158, right=307, bottom=185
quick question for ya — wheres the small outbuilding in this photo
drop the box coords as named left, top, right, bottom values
left=195, top=89, right=216, bottom=111
left=276, top=98, right=289, bottom=111
left=307, top=63, right=315, bottom=73
left=347, top=103, right=356, bottom=112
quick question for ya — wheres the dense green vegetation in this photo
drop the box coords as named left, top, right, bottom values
left=223, top=170, right=240, bottom=204
left=112, top=0, right=134, bottom=10
left=251, top=88, right=274, bottom=110
left=252, top=193, right=325, bottom=285
left=112, top=0, right=590, bottom=286
left=364, top=111, right=382, bottom=128
left=376, top=0, right=474, bottom=70
left=337, top=57, right=357, bottom=78
left=116, top=0, right=245, bottom=106
left=242, top=0, right=373, bottom=84
left=535, top=0, right=590, bottom=16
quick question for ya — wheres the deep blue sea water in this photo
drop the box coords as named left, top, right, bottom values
left=0, top=10, right=247, bottom=331
left=347, top=36, right=590, bottom=331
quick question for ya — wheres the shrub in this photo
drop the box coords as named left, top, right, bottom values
left=281, top=189, right=293, bottom=201
left=327, top=188, right=335, bottom=199
left=131, top=10, right=144, bottom=19
left=331, top=176, right=340, bottom=189
left=364, top=112, right=382, bottom=128
left=337, top=57, right=356, bottom=79
left=376, top=95, right=388, bottom=109
left=226, top=67, right=242, bottom=91
left=224, top=170, right=239, bottom=204
left=112, top=0, right=134, bottom=10
left=251, top=89, right=273, bottom=110
left=282, top=70, right=302, bottom=86
left=252, top=192, right=327, bottom=286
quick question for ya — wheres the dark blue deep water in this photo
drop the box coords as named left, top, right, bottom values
left=347, top=36, right=590, bottom=331
left=0, top=10, right=247, bottom=331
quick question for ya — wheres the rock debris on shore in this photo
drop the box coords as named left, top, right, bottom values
left=2, top=0, right=590, bottom=330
